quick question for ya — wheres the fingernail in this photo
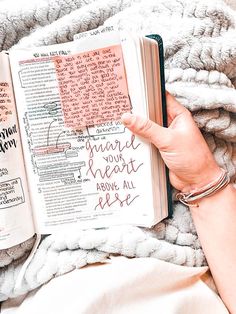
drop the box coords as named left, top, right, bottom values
left=121, top=112, right=134, bottom=125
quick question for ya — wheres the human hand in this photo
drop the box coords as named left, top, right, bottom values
left=121, top=92, right=221, bottom=192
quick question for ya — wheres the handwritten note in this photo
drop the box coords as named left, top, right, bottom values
left=0, top=124, right=17, bottom=154
left=0, top=82, right=13, bottom=123
left=0, top=178, right=25, bottom=209
left=54, top=45, right=131, bottom=128
left=85, top=134, right=143, bottom=210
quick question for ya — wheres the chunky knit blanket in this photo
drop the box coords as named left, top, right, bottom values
left=0, top=0, right=236, bottom=302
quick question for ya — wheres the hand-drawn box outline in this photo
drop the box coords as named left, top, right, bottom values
left=18, top=60, right=50, bottom=89
left=0, top=177, right=25, bottom=209
left=86, top=124, right=126, bottom=137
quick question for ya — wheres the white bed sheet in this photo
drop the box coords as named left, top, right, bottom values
left=1, top=256, right=229, bottom=314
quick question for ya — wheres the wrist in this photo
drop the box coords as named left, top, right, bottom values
left=176, top=168, right=230, bottom=207
left=189, top=183, right=235, bottom=214
left=180, top=165, right=222, bottom=193
left=197, top=182, right=234, bottom=205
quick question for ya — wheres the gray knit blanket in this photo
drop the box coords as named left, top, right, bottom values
left=0, top=0, right=236, bottom=301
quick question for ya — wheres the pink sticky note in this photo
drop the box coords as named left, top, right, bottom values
left=54, top=45, right=131, bottom=129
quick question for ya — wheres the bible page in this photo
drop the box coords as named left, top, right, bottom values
left=9, top=33, right=157, bottom=234
left=0, top=52, right=35, bottom=249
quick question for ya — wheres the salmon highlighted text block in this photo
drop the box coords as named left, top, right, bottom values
left=54, top=45, right=131, bottom=129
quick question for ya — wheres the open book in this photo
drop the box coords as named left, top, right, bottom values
left=0, top=30, right=172, bottom=249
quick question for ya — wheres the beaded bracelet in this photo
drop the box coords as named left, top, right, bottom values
left=176, top=168, right=230, bottom=207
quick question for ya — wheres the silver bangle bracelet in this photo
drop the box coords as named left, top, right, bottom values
left=176, top=168, right=230, bottom=207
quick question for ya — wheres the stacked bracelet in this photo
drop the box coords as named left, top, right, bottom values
left=176, top=168, right=230, bottom=207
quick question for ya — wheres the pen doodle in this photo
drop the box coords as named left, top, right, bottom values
left=94, top=193, right=139, bottom=210
left=43, top=102, right=60, bottom=116
left=33, top=119, right=71, bottom=156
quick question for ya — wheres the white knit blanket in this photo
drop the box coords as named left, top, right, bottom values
left=0, top=0, right=235, bottom=301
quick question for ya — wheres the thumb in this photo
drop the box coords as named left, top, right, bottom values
left=166, top=91, right=189, bottom=126
left=121, top=113, right=171, bottom=150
